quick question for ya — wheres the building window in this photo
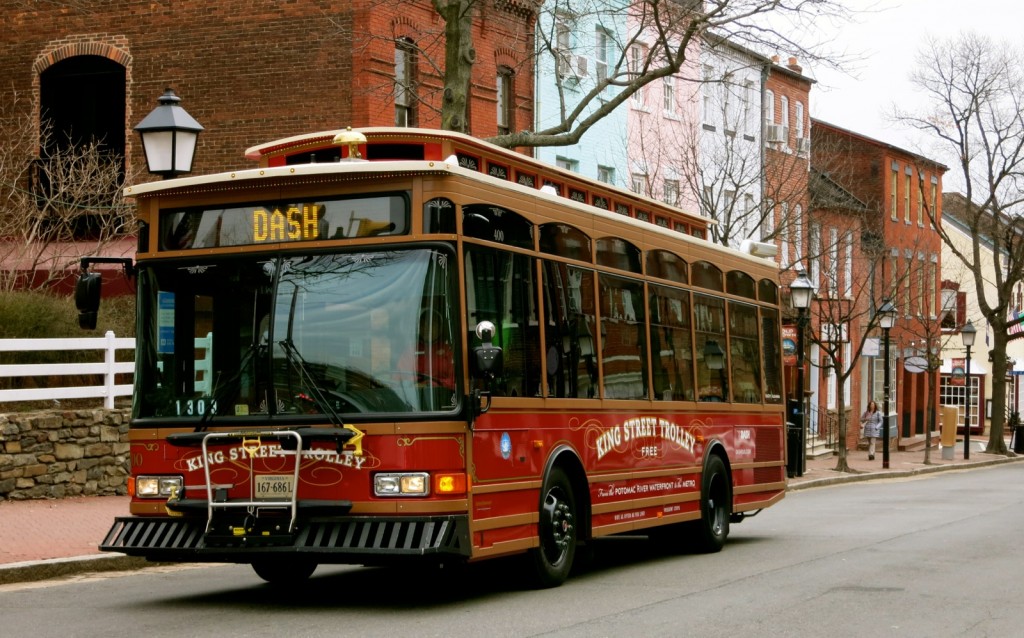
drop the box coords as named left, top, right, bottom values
left=917, top=176, right=925, bottom=226
left=702, top=65, right=715, bottom=124
left=795, top=101, right=805, bottom=139
left=809, top=221, right=821, bottom=290
left=828, top=227, right=838, bottom=297
left=595, top=27, right=610, bottom=82
left=904, top=173, right=912, bottom=223
left=919, top=258, right=927, bottom=315
left=939, top=375, right=979, bottom=431
left=597, top=165, right=615, bottom=185
left=395, top=38, right=417, bottom=127
left=763, top=199, right=775, bottom=241
left=722, top=80, right=734, bottom=130
left=37, top=54, right=127, bottom=237
left=780, top=95, right=790, bottom=145
left=764, top=89, right=775, bottom=125
left=630, top=45, right=648, bottom=107
left=891, top=169, right=898, bottom=220
left=743, top=79, right=755, bottom=132
left=794, top=204, right=803, bottom=265
left=844, top=231, right=853, bottom=298
left=663, top=74, right=676, bottom=115
left=931, top=181, right=938, bottom=219
left=631, top=173, right=647, bottom=196
left=555, top=14, right=573, bottom=77
left=928, top=260, right=937, bottom=317
left=497, top=67, right=514, bottom=135
left=664, top=179, right=679, bottom=206
left=555, top=156, right=578, bottom=173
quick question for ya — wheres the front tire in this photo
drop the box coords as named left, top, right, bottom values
left=526, top=466, right=577, bottom=588
left=251, top=559, right=317, bottom=585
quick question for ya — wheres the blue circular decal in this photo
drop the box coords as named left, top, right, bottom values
left=500, top=432, right=512, bottom=460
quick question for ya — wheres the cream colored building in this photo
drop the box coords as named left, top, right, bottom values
left=940, top=195, right=1024, bottom=437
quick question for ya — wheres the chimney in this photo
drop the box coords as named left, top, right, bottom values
left=787, top=57, right=803, bottom=74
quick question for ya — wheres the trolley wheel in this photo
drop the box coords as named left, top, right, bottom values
left=526, top=466, right=577, bottom=588
left=251, top=559, right=317, bottom=585
left=687, top=454, right=731, bottom=553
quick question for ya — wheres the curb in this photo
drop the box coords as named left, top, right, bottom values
left=787, top=454, right=1023, bottom=491
left=0, top=554, right=153, bottom=586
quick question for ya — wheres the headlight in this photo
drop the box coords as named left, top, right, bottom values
left=136, top=475, right=183, bottom=498
left=374, top=472, right=430, bottom=497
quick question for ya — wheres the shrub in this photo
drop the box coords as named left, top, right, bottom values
left=0, top=290, right=136, bottom=408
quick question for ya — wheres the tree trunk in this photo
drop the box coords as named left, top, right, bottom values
left=435, top=0, right=475, bottom=134
left=987, top=326, right=1010, bottom=454
left=833, top=361, right=852, bottom=472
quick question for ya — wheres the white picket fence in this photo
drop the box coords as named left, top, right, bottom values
left=0, top=332, right=213, bottom=409
left=0, top=331, right=135, bottom=409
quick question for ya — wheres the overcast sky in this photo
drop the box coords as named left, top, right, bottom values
left=805, top=0, right=1018, bottom=157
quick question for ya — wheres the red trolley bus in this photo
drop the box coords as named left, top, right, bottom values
left=89, top=127, right=786, bottom=588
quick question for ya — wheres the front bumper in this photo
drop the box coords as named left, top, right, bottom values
left=100, top=513, right=471, bottom=565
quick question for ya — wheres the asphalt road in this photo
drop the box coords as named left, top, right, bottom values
left=2, top=464, right=1022, bottom=638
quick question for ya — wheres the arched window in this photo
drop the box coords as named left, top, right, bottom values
left=37, top=55, right=127, bottom=238
left=497, top=66, right=514, bottom=135
left=395, top=38, right=417, bottom=127
left=40, top=55, right=126, bottom=160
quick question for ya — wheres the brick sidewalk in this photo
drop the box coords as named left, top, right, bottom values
left=789, top=441, right=1021, bottom=489
left=0, top=495, right=129, bottom=565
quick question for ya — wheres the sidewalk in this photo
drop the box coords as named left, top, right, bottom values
left=789, top=440, right=1022, bottom=490
left=0, top=494, right=147, bottom=585
left=1, top=443, right=1020, bottom=585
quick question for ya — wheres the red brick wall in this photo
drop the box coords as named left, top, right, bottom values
left=0, top=1, right=534, bottom=178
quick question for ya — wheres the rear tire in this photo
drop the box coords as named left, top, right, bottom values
left=526, top=466, right=577, bottom=588
left=251, top=559, right=317, bottom=585
left=688, top=454, right=730, bottom=553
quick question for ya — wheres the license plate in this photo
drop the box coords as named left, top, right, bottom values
left=254, top=474, right=294, bottom=500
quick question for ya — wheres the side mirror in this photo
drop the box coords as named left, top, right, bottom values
left=75, top=270, right=102, bottom=330
left=472, top=320, right=503, bottom=379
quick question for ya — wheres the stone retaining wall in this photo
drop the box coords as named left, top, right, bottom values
left=0, top=409, right=130, bottom=501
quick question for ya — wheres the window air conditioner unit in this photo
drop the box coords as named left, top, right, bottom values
left=766, top=123, right=783, bottom=142
left=797, top=137, right=810, bottom=154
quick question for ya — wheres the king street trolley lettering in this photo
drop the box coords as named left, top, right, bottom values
left=184, top=446, right=367, bottom=472
left=595, top=417, right=698, bottom=461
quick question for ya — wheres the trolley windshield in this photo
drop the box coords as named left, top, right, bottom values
left=135, top=247, right=458, bottom=420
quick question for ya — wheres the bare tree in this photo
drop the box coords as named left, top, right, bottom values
left=898, top=32, right=1024, bottom=455
left=0, top=90, right=135, bottom=292
left=346, top=0, right=853, bottom=148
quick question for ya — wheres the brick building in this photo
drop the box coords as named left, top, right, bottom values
left=0, top=1, right=536, bottom=180
left=811, top=119, right=947, bottom=451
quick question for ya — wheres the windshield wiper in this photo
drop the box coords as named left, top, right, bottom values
left=195, top=340, right=263, bottom=430
left=278, top=338, right=345, bottom=428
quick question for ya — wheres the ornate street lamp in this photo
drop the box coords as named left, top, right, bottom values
left=789, top=270, right=814, bottom=478
left=961, top=321, right=977, bottom=460
left=878, top=299, right=898, bottom=469
left=134, top=89, right=204, bottom=178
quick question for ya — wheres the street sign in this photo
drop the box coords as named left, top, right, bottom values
left=904, top=356, right=928, bottom=374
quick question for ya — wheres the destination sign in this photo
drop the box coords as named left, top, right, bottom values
left=159, top=193, right=408, bottom=250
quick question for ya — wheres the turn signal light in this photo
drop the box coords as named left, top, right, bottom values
left=434, top=473, right=467, bottom=495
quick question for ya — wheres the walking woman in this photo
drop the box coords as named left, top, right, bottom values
left=860, top=400, right=883, bottom=461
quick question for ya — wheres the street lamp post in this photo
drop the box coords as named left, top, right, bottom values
left=789, top=270, right=814, bottom=478
left=877, top=299, right=898, bottom=469
left=961, top=322, right=977, bottom=460
left=134, top=88, right=204, bottom=179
